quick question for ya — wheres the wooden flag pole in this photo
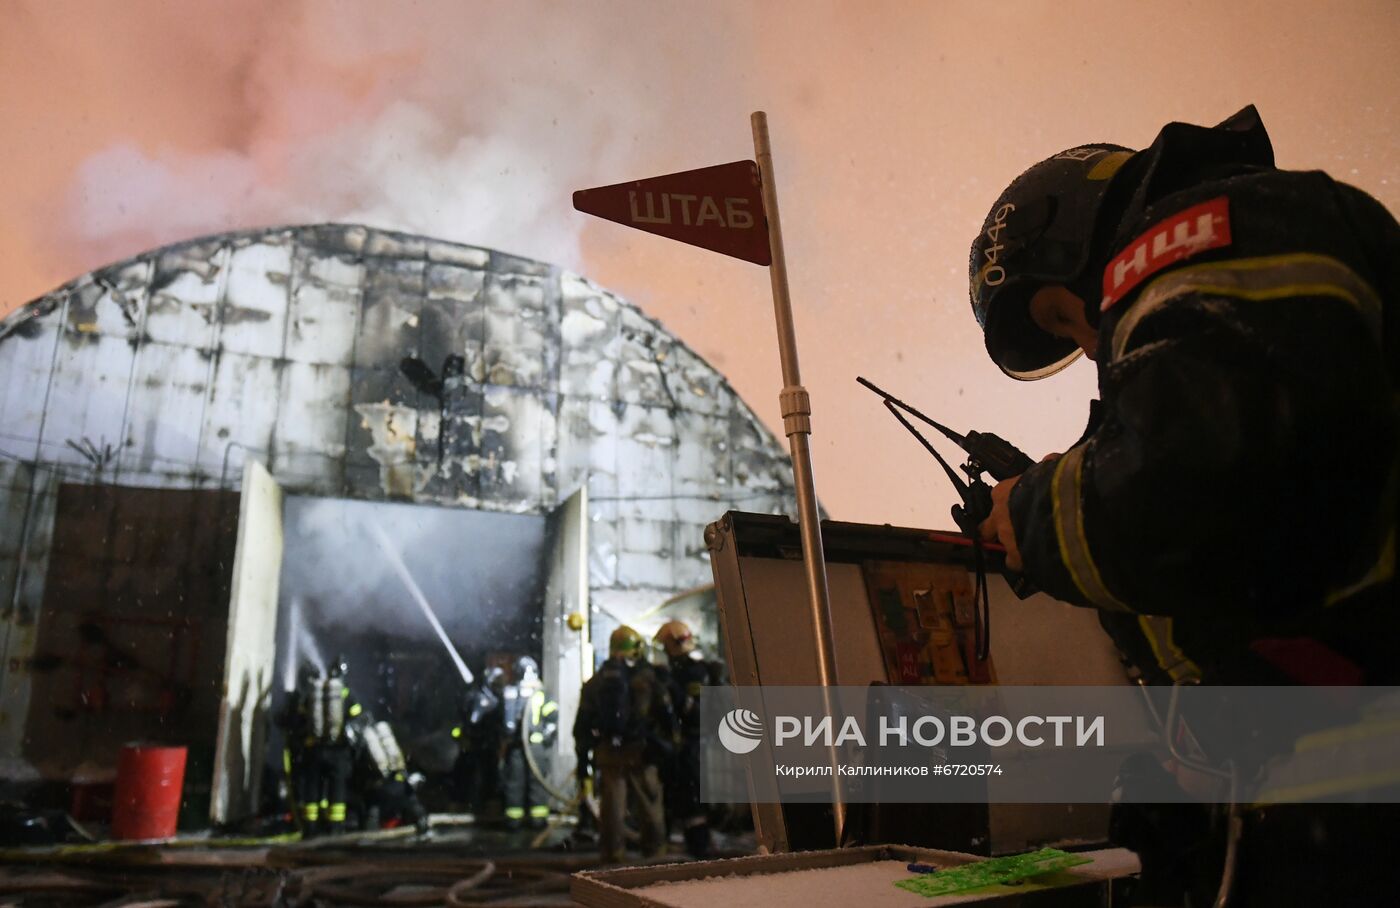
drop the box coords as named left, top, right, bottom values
left=751, top=110, right=846, bottom=844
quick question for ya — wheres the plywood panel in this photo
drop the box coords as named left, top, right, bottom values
left=211, top=459, right=283, bottom=823
left=737, top=558, right=885, bottom=686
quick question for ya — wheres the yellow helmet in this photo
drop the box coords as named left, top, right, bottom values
left=654, top=620, right=696, bottom=658
left=609, top=625, right=644, bottom=658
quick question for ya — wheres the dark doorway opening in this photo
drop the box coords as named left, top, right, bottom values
left=271, top=496, right=549, bottom=777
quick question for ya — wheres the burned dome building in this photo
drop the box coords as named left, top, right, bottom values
left=0, top=224, right=795, bottom=820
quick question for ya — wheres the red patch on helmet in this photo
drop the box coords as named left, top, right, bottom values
left=1101, top=197, right=1231, bottom=310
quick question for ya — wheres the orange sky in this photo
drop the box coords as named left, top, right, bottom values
left=3, top=0, right=1398, bottom=526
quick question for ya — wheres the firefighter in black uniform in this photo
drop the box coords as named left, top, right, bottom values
left=279, top=663, right=323, bottom=835
left=362, top=718, right=429, bottom=833
left=653, top=620, right=723, bottom=858
left=314, top=655, right=365, bottom=835
left=575, top=626, right=675, bottom=863
left=500, top=656, right=558, bottom=829
left=967, top=106, right=1398, bottom=905
left=452, top=665, right=504, bottom=818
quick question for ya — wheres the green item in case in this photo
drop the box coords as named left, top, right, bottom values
left=894, top=848, right=1092, bottom=897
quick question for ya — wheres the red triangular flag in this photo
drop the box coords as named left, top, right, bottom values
left=573, top=160, right=771, bottom=265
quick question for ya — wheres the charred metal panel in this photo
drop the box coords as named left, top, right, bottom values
left=490, top=249, right=554, bottom=279
left=478, top=385, right=555, bottom=511
left=550, top=396, right=594, bottom=501
left=356, top=257, right=425, bottom=370
left=582, top=397, right=623, bottom=501
left=426, top=238, right=490, bottom=270
left=67, top=261, right=150, bottom=342
left=147, top=245, right=226, bottom=349
left=353, top=400, right=421, bottom=499
left=421, top=263, right=485, bottom=372
left=303, top=224, right=368, bottom=259
left=614, top=404, right=677, bottom=591
left=273, top=361, right=349, bottom=493
left=0, top=297, right=63, bottom=462
left=348, top=362, right=422, bottom=499
left=482, top=273, right=556, bottom=390
left=364, top=229, right=427, bottom=261
left=558, top=278, right=622, bottom=403
left=673, top=412, right=731, bottom=498
left=615, top=404, right=675, bottom=493
left=730, top=401, right=790, bottom=495
left=118, top=341, right=212, bottom=484
left=421, top=383, right=483, bottom=503
left=616, top=307, right=674, bottom=409
left=198, top=353, right=282, bottom=481
left=286, top=246, right=362, bottom=367
left=40, top=332, right=134, bottom=472
left=220, top=239, right=292, bottom=359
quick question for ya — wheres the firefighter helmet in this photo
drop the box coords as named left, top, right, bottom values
left=515, top=655, right=540, bottom=685
left=484, top=665, right=506, bottom=692
left=970, top=143, right=1134, bottom=380
left=329, top=653, right=350, bottom=679
left=609, top=625, right=644, bottom=659
left=654, top=620, right=697, bottom=658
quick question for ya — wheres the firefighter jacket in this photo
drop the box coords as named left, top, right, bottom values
left=574, top=658, right=675, bottom=768
left=1007, top=113, right=1399, bottom=684
left=502, top=681, right=558, bottom=749
left=305, top=676, right=365, bottom=746
left=279, top=685, right=317, bottom=751
left=657, top=654, right=723, bottom=740
left=363, top=720, right=409, bottom=780
left=452, top=682, right=501, bottom=748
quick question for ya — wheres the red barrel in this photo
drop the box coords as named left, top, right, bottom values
left=111, top=744, right=187, bottom=840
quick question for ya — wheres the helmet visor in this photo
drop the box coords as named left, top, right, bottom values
left=982, top=280, right=1083, bottom=380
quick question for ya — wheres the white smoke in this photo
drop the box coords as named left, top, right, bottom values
left=68, top=100, right=590, bottom=270
left=59, top=3, right=749, bottom=274
left=278, top=495, right=548, bottom=649
left=280, top=596, right=327, bottom=691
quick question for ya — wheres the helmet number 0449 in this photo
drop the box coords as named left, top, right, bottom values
left=981, top=203, right=1016, bottom=287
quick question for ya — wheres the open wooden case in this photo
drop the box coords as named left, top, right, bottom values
left=704, top=512, right=1131, bottom=855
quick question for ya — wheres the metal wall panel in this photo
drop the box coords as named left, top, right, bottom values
left=38, top=332, right=135, bottom=472
left=286, top=248, right=362, bottom=367
left=197, top=353, right=282, bottom=481
left=0, top=298, right=63, bottom=462
left=273, top=361, right=350, bottom=493
left=118, top=341, right=214, bottom=483
left=146, top=246, right=226, bottom=349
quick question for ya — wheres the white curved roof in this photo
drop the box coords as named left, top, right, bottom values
left=0, top=224, right=794, bottom=590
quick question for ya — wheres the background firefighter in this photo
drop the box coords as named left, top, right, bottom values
left=452, top=665, right=505, bottom=819
left=500, top=656, right=557, bottom=829
left=574, top=626, right=675, bottom=863
left=653, top=619, right=723, bottom=858
left=305, top=655, right=366, bottom=836
left=965, top=105, right=1399, bottom=905
left=278, top=663, right=323, bottom=835
left=362, top=719, right=429, bottom=833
